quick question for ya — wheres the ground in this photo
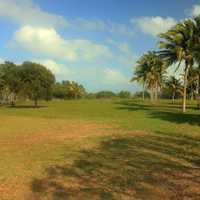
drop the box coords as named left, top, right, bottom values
left=0, top=99, right=200, bottom=200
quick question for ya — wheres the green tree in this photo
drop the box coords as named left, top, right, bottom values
left=20, top=62, right=55, bottom=107
left=0, top=61, right=22, bottom=106
left=118, top=90, right=131, bottom=98
left=53, top=81, right=86, bottom=100
left=158, top=19, right=197, bottom=112
left=165, top=76, right=182, bottom=104
left=131, top=51, right=166, bottom=101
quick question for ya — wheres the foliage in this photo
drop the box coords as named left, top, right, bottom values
left=95, top=91, right=117, bottom=98
left=163, top=76, right=182, bottom=101
left=131, top=51, right=166, bottom=101
left=0, top=61, right=55, bottom=107
left=118, top=90, right=132, bottom=98
left=0, top=62, right=22, bottom=105
left=158, top=18, right=200, bottom=111
left=20, top=62, right=55, bottom=107
left=53, top=80, right=86, bottom=99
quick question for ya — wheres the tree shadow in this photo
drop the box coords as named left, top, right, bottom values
left=149, top=111, right=200, bottom=126
left=30, top=132, right=200, bottom=200
left=7, top=105, right=47, bottom=109
left=115, top=100, right=196, bottom=111
left=116, top=100, right=200, bottom=126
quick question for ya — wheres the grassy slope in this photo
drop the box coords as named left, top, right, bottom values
left=0, top=99, right=200, bottom=200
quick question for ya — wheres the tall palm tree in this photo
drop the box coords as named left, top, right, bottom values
left=191, top=16, right=200, bottom=103
left=158, top=19, right=197, bottom=112
left=131, top=51, right=166, bottom=101
left=131, top=61, right=147, bottom=100
left=166, top=76, right=182, bottom=104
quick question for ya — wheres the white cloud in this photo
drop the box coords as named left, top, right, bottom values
left=190, top=5, right=200, bottom=17
left=103, top=68, right=128, bottom=85
left=31, top=59, right=71, bottom=76
left=11, top=25, right=112, bottom=62
left=0, top=0, right=68, bottom=27
left=107, top=39, right=137, bottom=67
left=0, top=58, right=5, bottom=64
left=132, top=16, right=177, bottom=36
left=72, top=18, right=135, bottom=37
left=32, top=62, right=130, bottom=89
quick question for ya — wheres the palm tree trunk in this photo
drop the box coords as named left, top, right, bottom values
left=172, top=90, right=175, bottom=104
left=196, top=74, right=200, bottom=109
left=182, top=65, right=190, bottom=113
left=155, top=81, right=158, bottom=101
left=142, top=83, right=145, bottom=101
left=150, top=88, right=154, bottom=102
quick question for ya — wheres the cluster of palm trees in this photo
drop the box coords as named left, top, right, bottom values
left=132, top=15, right=200, bottom=112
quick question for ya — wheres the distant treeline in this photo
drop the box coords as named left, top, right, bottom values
left=0, top=61, right=134, bottom=107
left=0, top=60, right=187, bottom=108
left=86, top=90, right=132, bottom=99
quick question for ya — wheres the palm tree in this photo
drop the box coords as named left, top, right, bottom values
left=131, top=61, right=147, bottom=101
left=165, top=76, right=182, bottom=104
left=131, top=51, right=166, bottom=101
left=191, top=16, right=200, bottom=104
left=158, top=19, right=197, bottom=112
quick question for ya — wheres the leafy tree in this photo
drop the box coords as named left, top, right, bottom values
left=53, top=82, right=68, bottom=99
left=165, top=76, right=182, bottom=103
left=53, top=81, right=86, bottom=100
left=158, top=19, right=198, bottom=112
left=0, top=62, right=22, bottom=106
left=20, top=62, right=55, bottom=107
left=131, top=51, right=166, bottom=101
left=118, top=90, right=131, bottom=98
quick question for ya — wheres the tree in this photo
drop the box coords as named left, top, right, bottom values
left=131, top=51, right=166, bottom=101
left=165, top=76, right=182, bottom=104
left=0, top=62, right=22, bottom=106
left=20, top=62, right=55, bottom=107
left=53, top=81, right=86, bottom=100
left=158, top=19, right=197, bottom=112
left=191, top=16, right=200, bottom=104
left=118, top=90, right=131, bottom=98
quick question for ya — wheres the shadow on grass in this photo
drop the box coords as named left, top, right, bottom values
left=30, top=133, right=200, bottom=200
left=7, top=105, right=47, bottom=109
left=116, top=100, right=200, bottom=126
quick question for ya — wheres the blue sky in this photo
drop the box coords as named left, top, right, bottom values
left=0, top=0, right=200, bottom=92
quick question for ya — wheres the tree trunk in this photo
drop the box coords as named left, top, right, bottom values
left=34, top=98, right=38, bottom=108
left=155, top=81, right=158, bottom=101
left=172, top=90, right=175, bottom=104
left=182, top=65, right=189, bottom=113
left=191, top=91, right=194, bottom=101
left=10, top=93, right=16, bottom=107
left=150, top=88, right=154, bottom=102
left=142, top=83, right=145, bottom=101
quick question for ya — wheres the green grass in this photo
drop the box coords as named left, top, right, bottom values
left=0, top=99, right=200, bottom=199
left=1, top=99, right=199, bottom=137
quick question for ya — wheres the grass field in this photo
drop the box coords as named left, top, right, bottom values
left=0, top=99, right=200, bottom=200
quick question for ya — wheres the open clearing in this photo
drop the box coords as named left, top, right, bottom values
left=0, top=99, right=200, bottom=200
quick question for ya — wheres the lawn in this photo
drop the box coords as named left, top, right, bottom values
left=0, top=99, right=200, bottom=200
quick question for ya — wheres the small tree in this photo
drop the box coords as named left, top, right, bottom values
left=165, top=76, right=182, bottom=104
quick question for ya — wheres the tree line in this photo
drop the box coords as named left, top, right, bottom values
left=0, top=61, right=133, bottom=107
left=0, top=61, right=89, bottom=107
left=131, top=15, right=200, bottom=112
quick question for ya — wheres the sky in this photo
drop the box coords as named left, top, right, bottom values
left=0, top=0, right=200, bottom=92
